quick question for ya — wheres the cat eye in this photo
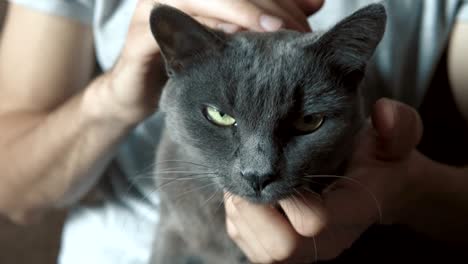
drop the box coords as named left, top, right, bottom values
left=293, top=114, right=325, bottom=134
left=203, top=106, right=236, bottom=127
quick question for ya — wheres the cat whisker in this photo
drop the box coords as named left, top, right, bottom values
left=312, top=234, right=318, bottom=262
left=132, top=174, right=217, bottom=181
left=155, top=171, right=217, bottom=175
left=153, top=160, right=214, bottom=169
left=173, top=182, right=218, bottom=202
left=157, top=166, right=200, bottom=172
left=122, top=171, right=156, bottom=197
left=202, top=183, right=237, bottom=231
left=136, top=173, right=217, bottom=203
left=126, top=173, right=217, bottom=198
left=122, top=166, right=197, bottom=195
left=214, top=185, right=234, bottom=216
left=300, top=178, right=329, bottom=188
left=200, top=190, right=221, bottom=209
left=303, top=175, right=383, bottom=224
left=154, top=174, right=217, bottom=192
left=291, top=193, right=305, bottom=231
left=287, top=193, right=319, bottom=262
left=298, top=186, right=324, bottom=203
left=156, top=176, right=218, bottom=181
left=123, top=157, right=216, bottom=202
left=292, top=188, right=319, bottom=263
left=211, top=185, right=238, bottom=227
left=155, top=165, right=215, bottom=172
left=294, top=188, right=321, bottom=214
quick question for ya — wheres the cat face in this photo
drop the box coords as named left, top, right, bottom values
left=150, top=4, right=387, bottom=203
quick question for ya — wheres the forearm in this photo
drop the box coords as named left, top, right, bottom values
left=0, top=75, right=138, bottom=220
left=399, top=152, right=468, bottom=245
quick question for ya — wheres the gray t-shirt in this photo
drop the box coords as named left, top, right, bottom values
left=7, top=0, right=468, bottom=263
left=311, top=0, right=468, bottom=109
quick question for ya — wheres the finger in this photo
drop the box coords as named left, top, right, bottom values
left=225, top=195, right=273, bottom=263
left=226, top=218, right=260, bottom=263
left=121, top=0, right=162, bottom=60
left=277, top=0, right=311, bottom=32
left=314, top=180, right=381, bottom=260
left=372, top=98, right=423, bottom=160
left=279, top=191, right=327, bottom=237
left=313, top=225, right=358, bottom=261
left=255, top=0, right=310, bottom=31
left=224, top=193, right=300, bottom=262
left=180, top=0, right=285, bottom=32
left=138, top=0, right=158, bottom=22
left=293, top=0, right=325, bottom=16
left=323, top=179, right=381, bottom=228
left=193, top=16, right=241, bottom=33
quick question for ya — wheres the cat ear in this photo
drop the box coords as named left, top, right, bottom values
left=149, top=5, right=225, bottom=75
left=302, top=4, right=387, bottom=88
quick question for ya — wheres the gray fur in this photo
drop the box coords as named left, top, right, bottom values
left=148, top=4, right=387, bottom=263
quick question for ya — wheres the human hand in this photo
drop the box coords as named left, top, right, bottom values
left=83, top=0, right=323, bottom=127
left=153, top=0, right=324, bottom=33
left=224, top=98, right=426, bottom=263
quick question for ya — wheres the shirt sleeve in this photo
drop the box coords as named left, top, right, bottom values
left=8, top=0, right=93, bottom=24
left=458, top=0, right=468, bottom=21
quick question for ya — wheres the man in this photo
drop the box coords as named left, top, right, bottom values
left=0, top=0, right=467, bottom=263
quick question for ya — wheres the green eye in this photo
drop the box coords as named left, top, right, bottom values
left=204, top=106, right=236, bottom=127
left=293, top=114, right=325, bottom=134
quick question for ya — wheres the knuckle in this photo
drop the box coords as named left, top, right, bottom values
left=227, top=229, right=239, bottom=240
left=224, top=199, right=238, bottom=217
left=231, top=195, right=245, bottom=207
left=230, top=0, right=263, bottom=22
left=226, top=223, right=240, bottom=240
left=268, top=234, right=299, bottom=261
left=254, top=256, right=274, bottom=264
left=296, top=217, right=326, bottom=238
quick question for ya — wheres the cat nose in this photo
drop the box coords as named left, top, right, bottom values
left=240, top=170, right=276, bottom=193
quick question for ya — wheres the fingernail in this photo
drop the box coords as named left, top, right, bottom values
left=259, top=15, right=284, bottom=31
left=217, top=23, right=240, bottom=34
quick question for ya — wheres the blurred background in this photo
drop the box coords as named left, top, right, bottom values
left=0, top=3, right=66, bottom=264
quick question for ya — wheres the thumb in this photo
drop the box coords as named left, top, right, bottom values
left=312, top=177, right=382, bottom=260
left=371, top=98, right=423, bottom=161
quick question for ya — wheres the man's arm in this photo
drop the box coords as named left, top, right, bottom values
left=0, top=4, right=138, bottom=223
left=400, top=20, right=468, bottom=244
left=0, top=0, right=328, bottom=225
left=449, top=22, right=468, bottom=122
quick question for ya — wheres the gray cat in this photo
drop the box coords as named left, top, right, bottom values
left=148, top=3, right=387, bottom=264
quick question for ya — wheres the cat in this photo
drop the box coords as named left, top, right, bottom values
left=148, top=3, right=386, bottom=263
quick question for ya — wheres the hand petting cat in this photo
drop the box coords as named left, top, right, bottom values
left=224, top=98, right=426, bottom=263
left=90, top=0, right=323, bottom=127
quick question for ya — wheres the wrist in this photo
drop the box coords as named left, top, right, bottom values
left=383, top=150, right=429, bottom=226
left=81, top=65, right=160, bottom=130
left=109, top=54, right=167, bottom=121
left=81, top=74, right=137, bottom=129
left=396, top=151, right=466, bottom=227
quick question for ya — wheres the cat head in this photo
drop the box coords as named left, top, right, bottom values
left=150, top=4, right=387, bottom=203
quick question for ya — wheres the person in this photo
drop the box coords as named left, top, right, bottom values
left=0, top=0, right=466, bottom=263
left=0, top=0, right=321, bottom=263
